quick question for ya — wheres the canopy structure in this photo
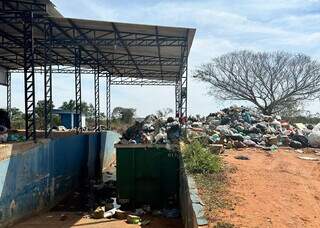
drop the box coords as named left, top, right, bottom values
left=0, top=0, right=195, bottom=141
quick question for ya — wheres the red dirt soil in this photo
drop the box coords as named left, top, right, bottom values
left=209, top=148, right=320, bottom=228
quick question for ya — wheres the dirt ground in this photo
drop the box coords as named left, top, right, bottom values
left=207, top=147, right=320, bottom=228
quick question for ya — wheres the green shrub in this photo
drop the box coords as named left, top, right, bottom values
left=183, top=139, right=222, bottom=174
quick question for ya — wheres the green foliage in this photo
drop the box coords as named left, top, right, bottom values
left=60, top=100, right=75, bottom=112
left=183, top=140, right=222, bottom=174
left=112, top=107, right=136, bottom=124
left=11, top=107, right=24, bottom=129
left=60, top=99, right=90, bottom=115
left=35, top=100, right=54, bottom=129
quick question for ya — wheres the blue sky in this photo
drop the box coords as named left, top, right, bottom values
left=1, top=0, right=320, bottom=116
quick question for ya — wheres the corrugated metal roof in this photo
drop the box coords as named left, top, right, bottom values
left=0, top=0, right=195, bottom=82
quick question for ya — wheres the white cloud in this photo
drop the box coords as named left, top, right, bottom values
left=1, top=0, right=320, bottom=115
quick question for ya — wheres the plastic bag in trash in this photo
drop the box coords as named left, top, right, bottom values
left=308, top=131, right=320, bottom=148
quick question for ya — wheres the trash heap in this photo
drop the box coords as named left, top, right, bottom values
left=0, top=109, right=10, bottom=143
left=188, top=106, right=320, bottom=151
left=120, top=115, right=181, bottom=144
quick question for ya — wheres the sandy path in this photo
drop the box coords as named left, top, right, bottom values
left=214, top=148, right=320, bottom=228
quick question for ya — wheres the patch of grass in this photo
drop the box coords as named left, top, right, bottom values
left=182, top=139, right=222, bottom=174
left=182, top=139, right=235, bottom=225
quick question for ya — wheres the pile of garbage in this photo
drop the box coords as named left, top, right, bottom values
left=188, top=106, right=320, bottom=150
left=120, top=115, right=181, bottom=144
left=0, top=109, right=10, bottom=143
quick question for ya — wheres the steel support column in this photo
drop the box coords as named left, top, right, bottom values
left=75, top=48, right=82, bottom=131
left=23, top=11, right=36, bottom=141
left=181, top=63, right=188, bottom=119
left=175, top=80, right=181, bottom=118
left=94, top=67, right=100, bottom=131
left=44, top=22, right=53, bottom=138
left=6, top=71, right=11, bottom=117
left=176, top=31, right=189, bottom=121
left=106, top=73, right=111, bottom=130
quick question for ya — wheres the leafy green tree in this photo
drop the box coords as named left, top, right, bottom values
left=35, top=100, right=54, bottom=129
left=10, top=108, right=24, bottom=129
left=60, top=99, right=90, bottom=115
left=60, top=100, right=75, bottom=112
left=112, top=107, right=136, bottom=124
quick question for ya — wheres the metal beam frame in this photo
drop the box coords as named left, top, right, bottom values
left=0, top=0, right=46, bottom=13
left=0, top=3, right=191, bottom=139
left=106, top=73, right=111, bottom=130
left=68, top=19, right=124, bottom=78
left=44, top=22, right=53, bottom=138
left=23, top=11, right=36, bottom=141
left=155, top=26, right=163, bottom=79
left=175, top=30, right=189, bottom=120
left=112, top=23, right=144, bottom=79
left=74, top=47, right=82, bottom=131
left=6, top=71, right=11, bottom=117
left=94, top=67, right=100, bottom=131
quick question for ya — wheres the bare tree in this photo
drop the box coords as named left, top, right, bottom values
left=194, top=51, right=320, bottom=115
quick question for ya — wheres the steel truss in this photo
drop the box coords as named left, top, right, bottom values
left=44, top=22, right=53, bottom=137
left=0, top=0, right=46, bottom=13
left=175, top=30, right=189, bottom=120
left=6, top=71, right=11, bottom=116
left=0, top=1, right=191, bottom=141
left=75, top=48, right=82, bottom=131
left=23, top=11, right=36, bottom=141
left=106, top=73, right=111, bottom=130
left=94, top=67, right=100, bottom=131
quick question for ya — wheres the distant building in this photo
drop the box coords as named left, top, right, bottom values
left=53, top=109, right=86, bottom=129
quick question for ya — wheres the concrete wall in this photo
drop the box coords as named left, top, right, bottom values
left=100, top=131, right=120, bottom=171
left=0, top=131, right=119, bottom=227
left=179, top=155, right=208, bottom=228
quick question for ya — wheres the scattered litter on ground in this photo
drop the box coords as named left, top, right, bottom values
left=297, top=156, right=319, bottom=161
left=234, top=155, right=250, bottom=160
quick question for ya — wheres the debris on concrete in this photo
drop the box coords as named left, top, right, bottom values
left=92, top=206, right=105, bottom=219
left=133, top=208, right=146, bottom=216
left=126, top=215, right=141, bottom=224
left=59, top=213, right=68, bottom=221
left=114, top=209, right=127, bottom=220
left=103, top=208, right=117, bottom=218
left=162, top=208, right=180, bottom=218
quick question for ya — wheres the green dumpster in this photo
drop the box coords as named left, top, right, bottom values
left=116, top=144, right=180, bottom=208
